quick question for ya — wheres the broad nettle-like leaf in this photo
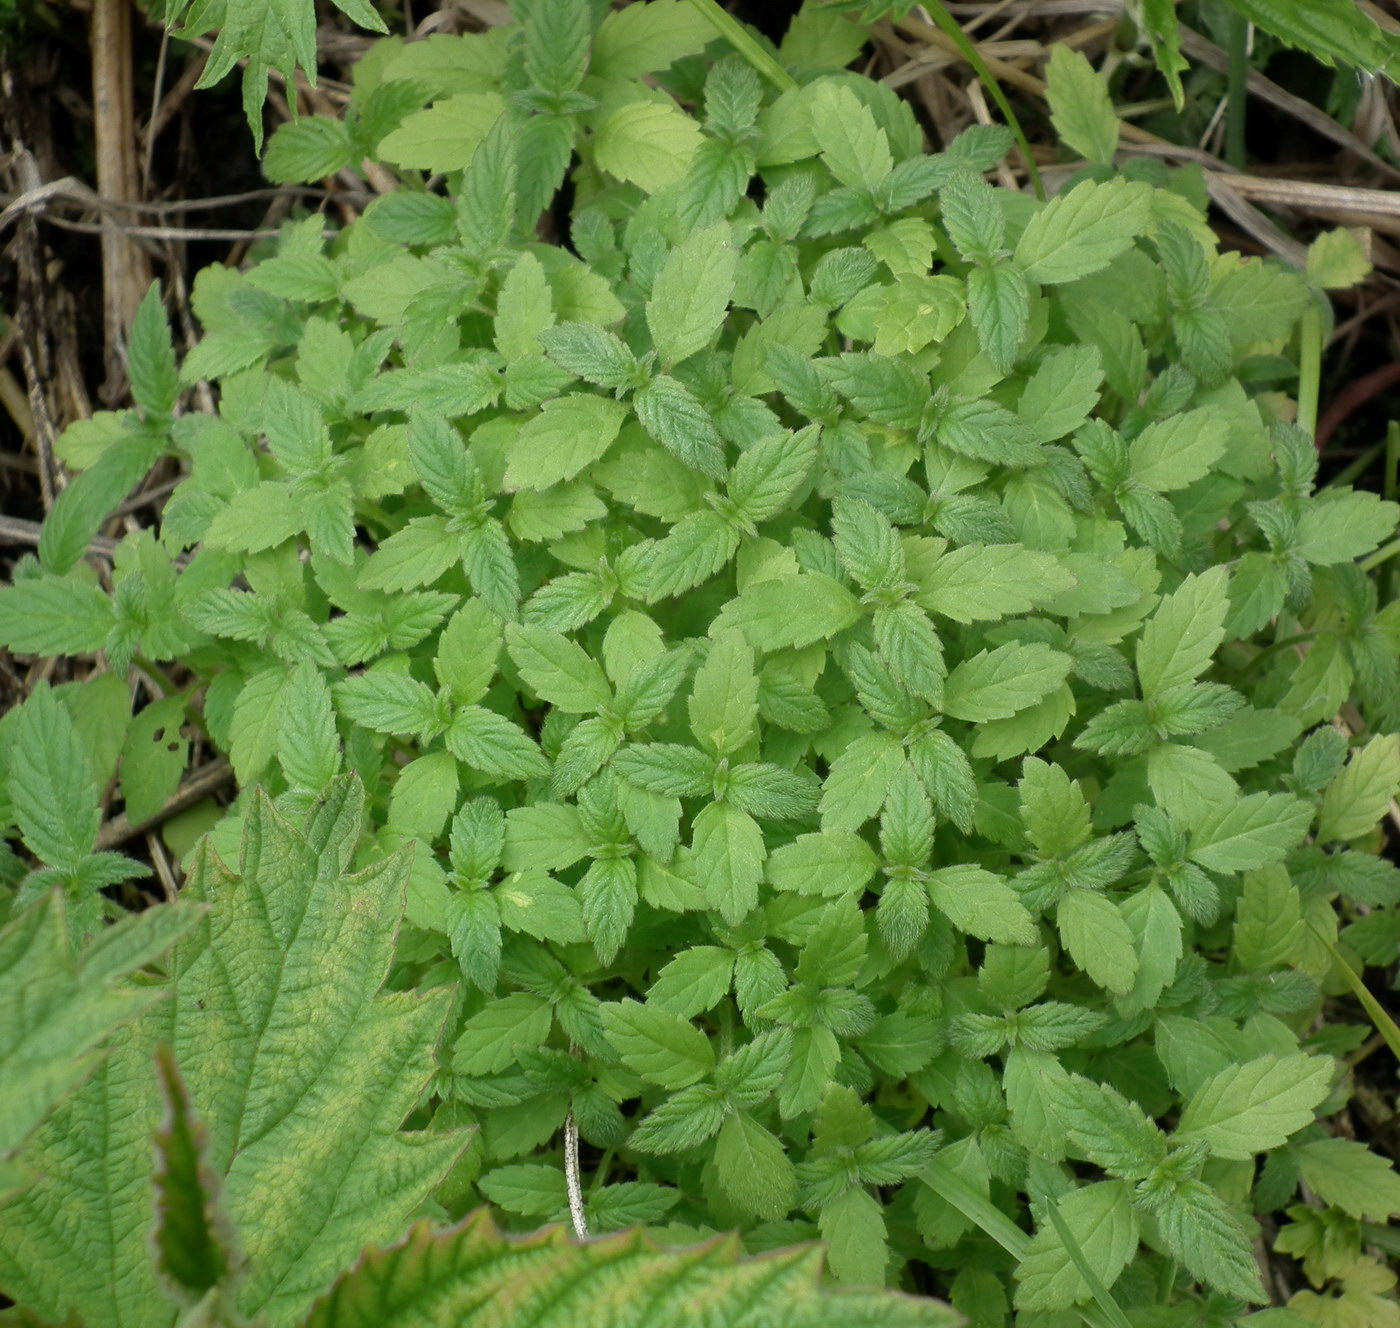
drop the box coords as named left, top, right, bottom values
left=0, top=778, right=465, bottom=1327
left=302, top=1210, right=960, bottom=1328
left=0, top=893, right=200, bottom=1182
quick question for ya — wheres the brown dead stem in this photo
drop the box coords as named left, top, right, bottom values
left=91, top=0, right=153, bottom=403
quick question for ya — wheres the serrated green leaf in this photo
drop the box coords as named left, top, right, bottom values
left=601, top=998, right=714, bottom=1091
left=943, top=642, right=1072, bottom=723
left=712, top=573, right=862, bottom=652
left=1016, top=1182, right=1137, bottom=1310
left=917, top=545, right=1074, bottom=624
left=1317, top=735, right=1400, bottom=843
left=1188, top=792, right=1312, bottom=873
left=1136, top=566, right=1228, bottom=700
left=594, top=100, right=704, bottom=193
left=9, top=685, right=100, bottom=870
left=693, top=800, right=765, bottom=926
left=1057, top=890, right=1137, bottom=996
left=927, top=865, right=1036, bottom=946
left=1015, top=179, right=1153, bottom=285
left=648, top=224, right=738, bottom=368
left=1175, top=1054, right=1332, bottom=1159
left=715, top=1110, right=796, bottom=1222
left=504, top=393, right=629, bottom=493
left=1045, top=46, right=1118, bottom=166
left=506, top=623, right=612, bottom=715
left=0, top=893, right=199, bottom=1162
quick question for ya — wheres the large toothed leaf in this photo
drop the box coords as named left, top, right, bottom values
left=0, top=777, right=466, bottom=1328
left=302, top=1210, right=961, bottom=1328
left=0, top=891, right=200, bottom=1170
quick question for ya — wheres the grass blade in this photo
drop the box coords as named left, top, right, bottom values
left=1312, top=923, right=1400, bottom=1061
left=1045, top=1199, right=1136, bottom=1328
left=923, top=1156, right=1128, bottom=1328
left=922, top=1153, right=1027, bottom=1259
left=916, top=1, right=1045, bottom=199
left=686, top=0, right=796, bottom=92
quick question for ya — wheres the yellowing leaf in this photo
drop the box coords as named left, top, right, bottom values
left=1306, top=228, right=1372, bottom=289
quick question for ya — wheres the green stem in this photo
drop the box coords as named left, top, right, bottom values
left=919, top=0, right=1044, bottom=200
left=921, top=1154, right=1027, bottom=1260
left=1297, top=303, right=1323, bottom=439
left=685, top=0, right=796, bottom=91
left=1386, top=420, right=1399, bottom=502
left=135, top=655, right=179, bottom=696
left=587, top=1147, right=615, bottom=1197
left=717, top=999, right=736, bottom=1062
left=1360, top=535, right=1400, bottom=573
left=921, top=1155, right=1118, bottom=1328
left=1223, top=10, right=1249, bottom=171
left=1384, top=422, right=1400, bottom=607
left=1242, top=631, right=1317, bottom=676
left=1323, top=438, right=1385, bottom=489
left=134, top=657, right=211, bottom=738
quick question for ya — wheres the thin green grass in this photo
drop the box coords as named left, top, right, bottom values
left=686, top=0, right=796, bottom=91
left=1313, top=925, right=1400, bottom=1062
left=919, top=1, right=1045, bottom=200
left=922, top=1156, right=1129, bottom=1328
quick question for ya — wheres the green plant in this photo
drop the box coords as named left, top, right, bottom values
left=819, top=0, right=1400, bottom=111
left=3, top=3, right=1400, bottom=1325
left=0, top=777, right=956, bottom=1327
left=1143, top=0, right=1400, bottom=105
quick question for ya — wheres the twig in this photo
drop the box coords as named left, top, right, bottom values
left=0, top=185, right=343, bottom=217
left=142, top=25, right=170, bottom=195
left=0, top=513, right=119, bottom=555
left=962, top=0, right=1019, bottom=37
left=1206, top=173, right=1400, bottom=224
left=113, top=474, right=182, bottom=517
left=1332, top=289, right=1400, bottom=344
left=0, top=513, right=195, bottom=567
left=883, top=40, right=1044, bottom=87
left=100, top=186, right=359, bottom=213
left=563, top=1112, right=589, bottom=1241
left=0, top=137, right=61, bottom=507
left=143, top=48, right=207, bottom=155
left=39, top=214, right=285, bottom=242
left=1317, top=361, right=1400, bottom=447
left=0, top=446, right=38, bottom=474
left=1177, top=25, right=1400, bottom=183
left=97, top=759, right=233, bottom=851
left=1203, top=174, right=1309, bottom=268
left=146, top=829, right=180, bottom=900
left=91, top=0, right=153, bottom=399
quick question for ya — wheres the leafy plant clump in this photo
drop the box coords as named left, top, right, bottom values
left=3, top=2, right=1400, bottom=1324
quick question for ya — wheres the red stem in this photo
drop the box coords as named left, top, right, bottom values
left=1316, top=360, right=1400, bottom=449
